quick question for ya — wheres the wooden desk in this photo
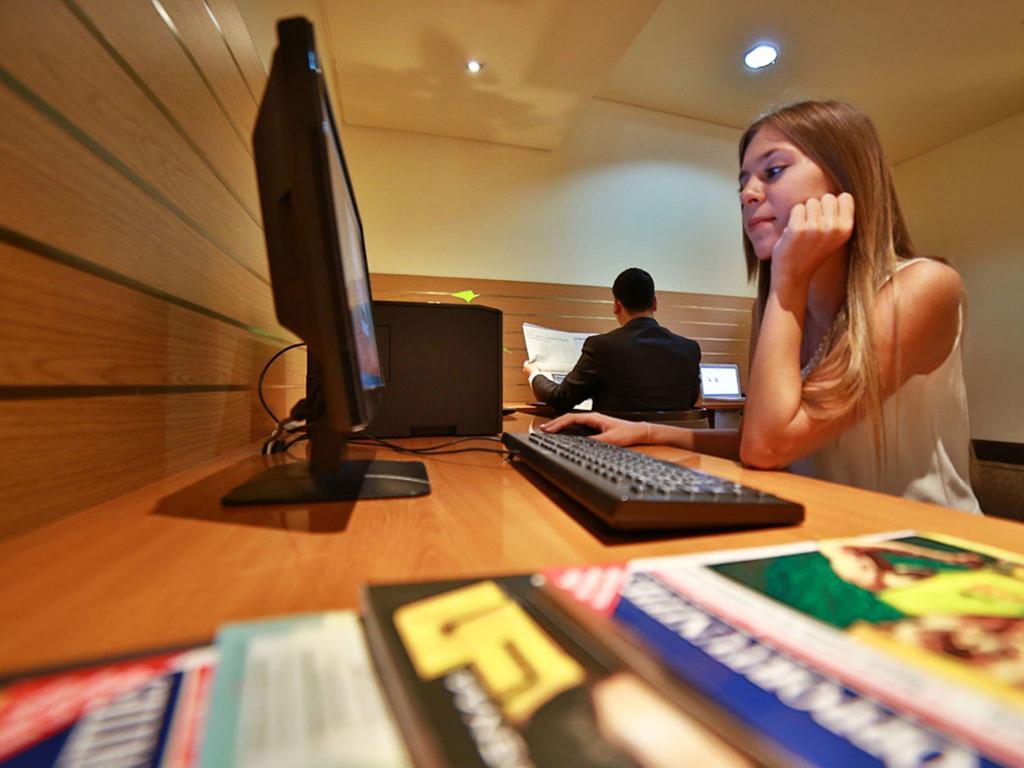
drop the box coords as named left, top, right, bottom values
left=1, top=412, right=1018, bottom=677
left=698, top=399, right=746, bottom=428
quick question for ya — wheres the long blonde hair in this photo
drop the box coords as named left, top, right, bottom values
left=740, top=100, right=935, bottom=445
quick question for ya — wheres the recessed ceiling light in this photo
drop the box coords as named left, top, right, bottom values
left=744, top=43, right=779, bottom=70
left=466, top=59, right=485, bottom=74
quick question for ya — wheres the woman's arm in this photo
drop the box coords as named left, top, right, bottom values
left=742, top=253, right=964, bottom=469
left=538, top=412, right=741, bottom=460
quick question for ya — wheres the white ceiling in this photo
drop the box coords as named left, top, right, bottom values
left=599, top=0, right=1024, bottom=162
left=241, top=0, right=1024, bottom=162
left=321, top=0, right=661, bottom=150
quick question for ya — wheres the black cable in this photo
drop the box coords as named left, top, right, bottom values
left=258, top=342, right=307, bottom=424
left=405, top=446, right=513, bottom=456
left=348, top=434, right=512, bottom=457
left=280, top=433, right=509, bottom=457
left=349, top=434, right=504, bottom=453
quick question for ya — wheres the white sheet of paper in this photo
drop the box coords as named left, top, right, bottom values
left=522, top=323, right=596, bottom=410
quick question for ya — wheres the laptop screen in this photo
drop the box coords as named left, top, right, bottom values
left=700, top=363, right=743, bottom=398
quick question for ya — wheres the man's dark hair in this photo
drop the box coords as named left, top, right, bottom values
left=612, top=268, right=655, bottom=313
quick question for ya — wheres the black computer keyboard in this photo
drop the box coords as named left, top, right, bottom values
left=502, top=431, right=804, bottom=530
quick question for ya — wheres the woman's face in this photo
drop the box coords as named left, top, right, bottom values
left=739, top=126, right=837, bottom=260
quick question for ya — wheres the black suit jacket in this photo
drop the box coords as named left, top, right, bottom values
left=531, top=317, right=701, bottom=413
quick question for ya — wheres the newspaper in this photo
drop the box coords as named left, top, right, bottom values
left=522, top=322, right=596, bottom=411
left=545, top=530, right=1024, bottom=767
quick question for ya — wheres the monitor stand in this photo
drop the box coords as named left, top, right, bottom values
left=221, top=411, right=429, bottom=506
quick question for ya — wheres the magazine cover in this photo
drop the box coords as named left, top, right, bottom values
left=0, top=647, right=215, bottom=767
left=362, top=574, right=783, bottom=768
left=544, top=530, right=1024, bottom=767
left=198, top=610, right=409, bottom=768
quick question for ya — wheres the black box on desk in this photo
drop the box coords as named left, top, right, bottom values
left=368, top=301, right=502, bottom=437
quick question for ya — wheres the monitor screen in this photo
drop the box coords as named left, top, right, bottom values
left=699, top=363, right=743, bottom=398
left=248, top=17, right=383, bottom=436
left=223, top=17, right=428, bottom=505
left=321, top=94, right=383, bottom=392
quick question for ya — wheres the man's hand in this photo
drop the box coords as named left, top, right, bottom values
left=771, top=192, right=855, bottom=285
left=522, top=359, right=541, bottom=378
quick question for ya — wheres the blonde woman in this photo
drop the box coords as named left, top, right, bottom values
left=542, top=101, right=980, bottom=513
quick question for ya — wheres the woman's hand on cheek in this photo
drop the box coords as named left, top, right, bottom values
left=771, top=193, right=855, bottom=284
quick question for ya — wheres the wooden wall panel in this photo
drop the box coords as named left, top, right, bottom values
left=0, top=244, right=295, bottom=388
left=0, top=86, right=284, bottom=337
left=0, top=1, right=300, bottom=535
left=78, top=0, right=261, bottom=217
left=370, top=273, right=754, bottom=403
left=205, top=0, right=267, bottom=98
left=158, top=0, right=260, bottom=138
left=0, top=393, right=251, bottom=540
left=0, top=0, right=266, bottom=280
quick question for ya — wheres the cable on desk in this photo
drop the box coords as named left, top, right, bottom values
left=350, top=434, right=505, bottom=453
left=258, top=342, right=306, bottom=424
left=350, top=434, right=512, bottom=456
left=256, top=341, right=512, bottom=457
left=262, top=418, right=305, bottom=456
left=274, top=432, right=511, bottom=457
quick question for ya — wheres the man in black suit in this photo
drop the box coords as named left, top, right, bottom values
left=523, top=268, right=701, bottom=413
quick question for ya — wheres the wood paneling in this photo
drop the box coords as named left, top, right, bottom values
left=205, top=0, right=267, bottom=98
left=0, top=1, right=298, bottom=535
left=0, top=393, right=249, bottom=539
left=0, top=85, right=283, bottom=336
left=0, top=243, right=299, bottom=388
left=158, top=0, right=259, bottom=138
left=0, top=0, right=266, bottom=279
left=77, top=0, right=261, bottom=216
left=371, top=273, right=754, bottom=401
left=0, top=386, right=304, bottom=540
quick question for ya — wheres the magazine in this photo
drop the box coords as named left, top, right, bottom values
left=544, top=530, right=1024, bottom=767
left=199, top=610, right=409, bottom=768
left=362, top=574, right=781, bottom=767
left=0, top=647, right=215, bottom=767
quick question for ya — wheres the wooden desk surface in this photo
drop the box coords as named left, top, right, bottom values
left=1, top=412, right=1019, bottom=677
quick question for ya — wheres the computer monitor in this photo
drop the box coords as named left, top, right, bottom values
left=222, top=17, right=429, bottom=505
left=699, top=363, right=744, bottom=400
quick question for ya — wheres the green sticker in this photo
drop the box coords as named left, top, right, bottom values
left=451, top=289, right=479, bottom=303
left=502, top=346, right=511, bottom=353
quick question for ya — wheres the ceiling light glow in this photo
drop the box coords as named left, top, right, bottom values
left=744, top=44, right=778, bottom=70
left=466, top=59, right=485, bottom=74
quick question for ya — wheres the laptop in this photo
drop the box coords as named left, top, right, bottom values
left=699, top=363, right=745, bottom=401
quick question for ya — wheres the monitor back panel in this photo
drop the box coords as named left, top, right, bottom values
left=368, top=301, right=502, bottom=436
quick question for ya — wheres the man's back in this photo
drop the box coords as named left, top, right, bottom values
left=588, top=318, right=701, bottom=412
left=532, top=317, right=701, bottom=413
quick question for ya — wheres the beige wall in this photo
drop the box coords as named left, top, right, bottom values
left=894, top=112, right=1024, bottom=443
left=238, top=0, right=751, bottom=298
left=341, top=99, right=750, bottom=296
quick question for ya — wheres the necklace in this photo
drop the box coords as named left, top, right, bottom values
left=801, top=307, right=846, bottom=380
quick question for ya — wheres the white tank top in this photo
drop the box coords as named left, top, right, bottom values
left=788, top=258, right=982, bottom=514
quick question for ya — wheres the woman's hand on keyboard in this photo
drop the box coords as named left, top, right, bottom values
left=539, top=413, right=649, bottom=446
